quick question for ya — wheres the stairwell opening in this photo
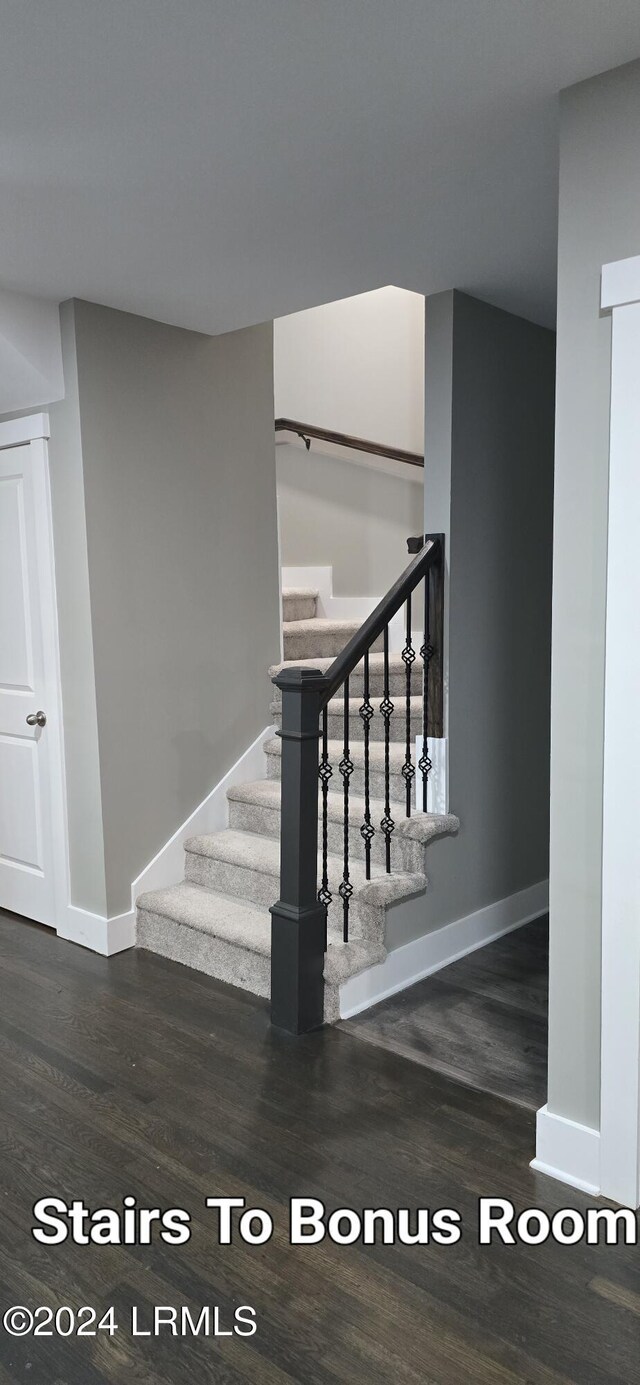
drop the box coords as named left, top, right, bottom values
left=269, top=285, right=554, bottom=1113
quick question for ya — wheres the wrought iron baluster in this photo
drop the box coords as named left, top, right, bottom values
left=359, top=649, right=374, bottom=879
left=401, top=593, right=416, bottom=817
left=338, top=678, right=354, bottom=941
left=419, top=573, right=434, bottom=811
left=380, top=626, right=395, bottom=872
left=318, top=706, right=332, bottom=940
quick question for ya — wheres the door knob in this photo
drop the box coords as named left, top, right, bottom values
left=26, top=711, right=47, bottom=727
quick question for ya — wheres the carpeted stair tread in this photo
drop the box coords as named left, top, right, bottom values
left=136, top=880, right=386, bottom=987
left=282, top=617, right=361, bottom=636
left=227, top=778, right=458, bottom=845
left=185, top=827, right=386, bottom=885
left=137, top=882, right=271, bottom=952
left=282, top=617, right=384, bottom=660
left=269, top=652, right=404, bottom=680
left=183, top=828, right=427, bottom=921
left=271, top=693, right=424, bottom=717
left=282, top=588, right=319, bottom=621
left=269, top=653, right=408, bottom=698
left=264, top=735, right=407, bottom=771
left=270, top=694, right=424, bottom=741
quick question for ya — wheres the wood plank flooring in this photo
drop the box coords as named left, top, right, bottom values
left=0, top=908, right=638, bottom=1384
left=342, top=916, right=549, bottom=1110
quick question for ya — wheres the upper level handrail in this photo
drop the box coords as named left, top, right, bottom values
left=319, top=539, right=439, bottom=705
left=275, top=417, right=424, bottom=469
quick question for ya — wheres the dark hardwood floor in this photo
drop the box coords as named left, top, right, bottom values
left=342, top=916, right=549, bottom=1110
left=0, top=908, right=638, bottom=1384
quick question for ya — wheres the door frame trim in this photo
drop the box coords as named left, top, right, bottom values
left=1, top=412, right=70, bottom=934
left=0, top=413, right=51, bottom=450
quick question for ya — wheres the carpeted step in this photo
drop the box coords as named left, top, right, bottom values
left=270, top=694, right=424, bottom=744
left=269, top=653, right=409, bottom=700
left=265, top=734, right=410, bottom=805
left=282, top=618, right=385, bottom=661
left=183, top=828, right=426, bottom=942
left=227, top=778, right=458, bottom=872
left=136, top=881, right=385, bottom=1022
left=282, top=587, right=318, bottom=622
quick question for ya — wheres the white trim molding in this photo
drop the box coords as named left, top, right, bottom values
left=339, top=877, right=548, bottom=1019
left=531, top=1106, right=601, bottom=1196
left=601, top=253, right=640, bottom=311
left=58, top=905, right=135, bottom=958
left=0, top=412, right=50, bottom=448
left=416, top=735, right=447, bottom=815
left=598, top=256, right=640, bottom=1209
left=131, top=725, right=274, bottom=903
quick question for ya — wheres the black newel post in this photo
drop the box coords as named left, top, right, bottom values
left=269, top=666, right=327, bottom=1034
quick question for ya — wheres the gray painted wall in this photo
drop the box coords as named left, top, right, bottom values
left=548, top=59, right=640, bottom=1130
left=51, top=300, right=280, bottom=917
left=277, top=442, right=423, bottom=596
left=448, top=293, right=554, bottom=912
left=48, top=304, right=107, bottom=916
left=389, top=292, right=555, bottom=949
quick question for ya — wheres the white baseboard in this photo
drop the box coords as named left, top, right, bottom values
left=531, top=1105, right=601, bottom=1196
left=339, top=877, right=549, bottom=1018
left=58, top=905, right=136, bottom=957
left=281, top=565, right=411, bottom=653
left=57, top=726, right=274, bottom=958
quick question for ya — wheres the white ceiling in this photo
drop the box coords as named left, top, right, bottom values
left=1, top=1, right=640, bottom=334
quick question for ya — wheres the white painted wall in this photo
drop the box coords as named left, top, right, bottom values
left=276, top=442, right=423, bottom=597
left=0, top=287, right=64, bottom=415
left=274, top=286, right=425, bottom=454
left=274, top=286, right=425, bottom=596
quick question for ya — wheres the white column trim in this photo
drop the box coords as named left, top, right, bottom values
left=597, top=263, right=640, bottom=1208
left=531, top=1107, right=600, bottom=1196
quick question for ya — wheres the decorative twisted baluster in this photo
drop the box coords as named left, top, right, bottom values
left=380, top=626, right=395, bottom=872
left=338, top=677, right=354, bottom=940
left=419, top=573, right=434, bottom=811
left=318, top=706, right=332, bottom=933
left=359, top=649, right=375, bottom=879
left=401, top=593, right=416, bottom=817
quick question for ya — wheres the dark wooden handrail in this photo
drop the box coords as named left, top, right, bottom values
left=275, top=417, right=424, bottom=469
left=320, top=539, right=439, bottom=705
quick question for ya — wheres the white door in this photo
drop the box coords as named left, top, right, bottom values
left=0, top=431, right=64, bottom=927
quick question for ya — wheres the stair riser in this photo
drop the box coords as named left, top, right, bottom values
left=271, top=670, right=408, bottom=702
left=265, top=750, right=410, bottom=807
left=184, top=850, right=383, bottom=942
left=282, top=596, right=317, bottom=621
left=283, top=630, right=385, bottom=660
left=272, top=707, right=423, bottom=744
left=137, top=906, right=341, bottom=1021
left=228, top=797, right=423, bottom=872
left=137, top=906, right=271, bottom=996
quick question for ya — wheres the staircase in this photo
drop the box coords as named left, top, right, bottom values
left=137, top=582, right=458, bottom=1022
